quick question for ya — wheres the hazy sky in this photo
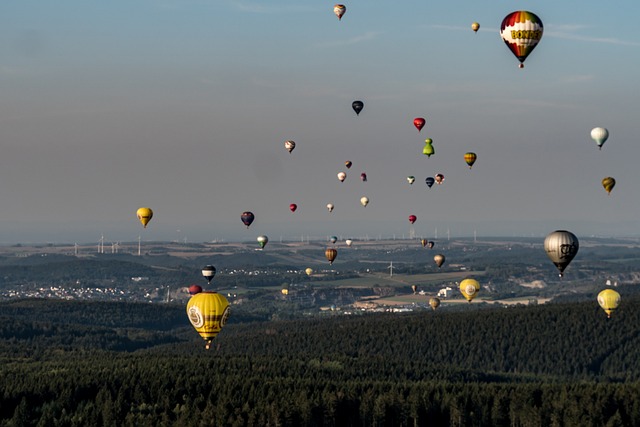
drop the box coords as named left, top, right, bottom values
left=1, top=1, right=639, bottom=244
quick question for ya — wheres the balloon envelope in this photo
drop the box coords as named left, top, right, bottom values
left=327, top=203, right=334, bottom=212
left=407, top=176, right=416, bottom=185
left=360, top=172, right=367, bottom=182
left=591, top=127, right=609, bottom=149
left=471, top=22, right=480, bottom=32
left=188, top=285, right=203, bottom=295
left=345, top=160, right=352, bottom=169
left=464, top=152, right=477, bottom=169
left=136, top=207, right=153, bottom=228
left=325, top=248, right=338, bottom=264
left=413, top=118, right=425, bottom=132
left=186, top=292, right=230, bottom=349
left=425, top=177, right=435, bottom=188
left=429, top=297, right=441, bottom=310
left=241, top=211, right=255, bottom=228
left=435, top=174, right=445, bottom=184
left=460, top=279, right=480, bottom=302
left=305, top=267, right=314, bottom=277
left=330, top=235, right=338, bottom=244
left=544, top=230, right=579, bottom=277
left=257, top=235, right=269, bottom=249
left=289, top=203, right=297, bottom=213
left=597, top=289, right=621, bottom=319
left=409, top=215, right=417, bottom=225
left=500, top=11, right=543, bottom=68
left=360, top=196, right=369, bottom=207
left=202, top=265, right=216, bottom=283
left=434, top=254, right=445, bottom=268
left=352, top=100, right=364, bottom=115
left=602, top=177, right=616, bottom=195
left=345, top=239, right=353, bottom=247
left=334, top=4, right=346, bottom=20
left=423, top=139, right=434, bottom=157
left=284, top=140, right=296, bottom=153
left=337, top=172, right=346, bottom=182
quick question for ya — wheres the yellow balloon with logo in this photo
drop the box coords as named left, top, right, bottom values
left=186, top=292, right=230, bottom=349
left=459, top=278, right=480, bottom=302
left=136, top=207, right=153, bottom=228
left=597, top=289, right=620, bottom=319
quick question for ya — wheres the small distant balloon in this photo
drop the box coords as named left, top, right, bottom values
left=257, top=235, right=269, bottom=249
left=290, top=203, right=298, bottom=213
left=327, top=203, right=334, bottom=212
left=423, top=138, right=434, bottom=157
left=429, top=297, right=441, bottom=311
left=591, top=127, right=609, bottom=150
left=330, top=235, right=338, bottom=244
left=337, top=172, right=347, bottom=182
left=471, top=22, right=480, bottom=33
left=425, top=177, right=435, bottom=188
left=413, top=118, right=425, bottom=132
left=597, top=289, right=621, bottom=319
left=434, top=173, right=445, bottom=185
left=421, top=239, right=428, bottom=248
left=360, top=196, right=369, bottom=207
left=434, top=254, right=445, bottom=268
left=409, top=215, right=417, bottom=225
left=334, top=4, right=346, bottom=21
left=460, top=278, right=480, bottom=302
left=427, top=241, right=435, bottom=249
left=136, top=207, right=153, bottom=228
left=360, top=172, right=367, bottom=182
left=284, top=140, right=296, bottom=153
left=188, top=285, right=203, bottom=296
left=352, top=100, right=364, bottom=116
left=407, top=176, right=416, bottom=185
left=325, top=248, right=338, bottom=265
left=202, top=265, right=216, bottom=283
left=241, top=211, right=255, bottom=228
left=345, top=160, right=352, bottom=169
left=305, top=267, right=314, bottom=277
left=345, top=239, right=353, bottom=247
left=602, top=177, right=616, bottom=195
left=544, top=230, right=579, bottom=277
left=464, top=152, right=477, bottom=169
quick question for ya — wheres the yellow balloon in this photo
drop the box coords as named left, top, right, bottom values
left=186, top=292, right=230, bottom=349
left=429, top=297, right=441, bottom=310
left=459, top=278, right=480, bottom=302
left=281, top=288, right=289, bottom=295
left=597, top=289, right=620, bottom=319
left=602, top=177, right=616, bottom=195
left=136, top=207, right=153, bottom=228
left=305, top=268, right=314, bottom=277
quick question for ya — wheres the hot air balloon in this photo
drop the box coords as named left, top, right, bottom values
left=423, top=138, right=434, bottom=157
left=202, top=265, right=216, bottom=283
left=289, top=203, right=297, bottom=213
left=602, top=177, right=616, bottom=195
left=464, top=152, right=477, bottom=169
left=411, top=285, right=418, bottom=294
left=435, top=174, right=445, bottom=185
left=414, top=118, right=425, bottom=132
left=500, top=11, right=544, bottom=68
left=360, top=172, right=367, bottom=182
left=284, top=140, right=296, bottom=153
left=427, top=241, right=435, bottom=249
left=330, top=235, right=338, bottom=244
left=409, top=215, right=417, bottom=225
left=281, top=288, right=289, bottom=296
left=334, top=4, right=346, bottom=21
left=407, top=176, right=416, bottom=185
left=544, top=230, right=579, bottom=277
left=597, top=289, right=621, bottom=319
left=460, top=278, right=480, bottom=302
left=241, top=211, right=255, bottom=228
left=325, top=248, right=338, bottom=265
left=421, top=239, right=428, bottom=248
left=136, top=207, right=153, bottom=228
left=471, top=22, right=480, bottom=33
left=188, top=285, right=203, bottom=296
left=327, top=203, right=334, bottom=212
left=345, top=160, right=352, bottom=169
left=591, top=127, right=609, bottom=150
left=425, top=177, right=435, bottom=188
left=345, top=239, right=353, bottom=247
left=352, top=100, right=364, bottom=116
left=305, top=267, right=314, bottom=277
left=360, top=196, right=369, bottom=207
left=337, top=172, right=347, bottom=182
left=257, top=235, right=269, bottom=249
left=434, top=254, right=445, bottom=268
left=429, top=297, right=441, bottom=310
left=186, top=291, right=230, bottom=349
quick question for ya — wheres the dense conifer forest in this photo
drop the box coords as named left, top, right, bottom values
left=1, top=297, right=640, bottom=426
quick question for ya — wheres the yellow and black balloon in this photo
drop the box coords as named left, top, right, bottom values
left=459, top=278, right=480, bottom=302
left=186, top=292, right=230, bottom=349
left=136, top=207, right=153, bottom=228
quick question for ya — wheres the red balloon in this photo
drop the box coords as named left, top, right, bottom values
left=188, top=285, right=203, bottom=295
left=360, top=172, right=367, bottom=182
left=413, top=118, right=425, bottom=132
left=289, top=203, right=297, bottom=213
left=409, top=215, right=417, bottom=225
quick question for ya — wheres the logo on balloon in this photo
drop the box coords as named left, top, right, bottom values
left=188, top=306, right=204, bottom=328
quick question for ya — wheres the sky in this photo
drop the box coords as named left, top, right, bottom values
left=0, top=1, right=639, bottom=244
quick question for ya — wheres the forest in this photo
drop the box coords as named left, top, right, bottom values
left=1, top=296, right=639, bottom=426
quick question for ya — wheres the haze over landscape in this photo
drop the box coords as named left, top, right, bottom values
left=1, top=1, right=638, bottom=245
